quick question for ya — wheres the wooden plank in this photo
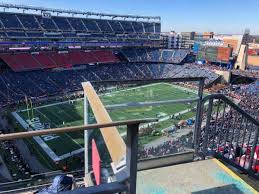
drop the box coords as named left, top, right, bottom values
left=82, top=82, right=126, bottom=166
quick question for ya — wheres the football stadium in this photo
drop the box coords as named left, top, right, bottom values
left=0, top=2, right=258, bottom=194
left=12, top=83, right=197, bottom=162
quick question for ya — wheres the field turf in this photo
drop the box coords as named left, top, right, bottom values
left=16, top=83, right=197, bottom=157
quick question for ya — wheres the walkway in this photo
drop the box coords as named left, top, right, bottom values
left=137, top=159, right=257, bottom=194
left=144, top=127, right=193, bottom=149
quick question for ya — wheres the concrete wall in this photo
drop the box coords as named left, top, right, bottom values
left=138, top=151, right=194, bottom=171
left=215, top=70, right=231, bottom=83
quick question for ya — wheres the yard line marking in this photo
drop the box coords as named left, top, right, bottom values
left=35, top=108, right=83, bottom=149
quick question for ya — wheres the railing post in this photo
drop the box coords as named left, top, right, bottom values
left=202, top=98, right=213, bottom=159
left=83, top=92, right=92, bottom=186
left=194, top=78, right=205, bottom=155
left=126, top=123, right=139, bottom=194
left=248, top=125, right=259, bottom=172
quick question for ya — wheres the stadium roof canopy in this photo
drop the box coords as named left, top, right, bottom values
left=0, top=3, right=161, bottom=22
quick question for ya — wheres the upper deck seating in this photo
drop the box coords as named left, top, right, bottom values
left=17, top=14, right=40, bottom=30
left=35, top=16, right=57, bottom=31
left=143, top=22, right=154, bottom=33
left=95, top=20, right=113, bottom=33
left=82, top=19, right=100, bottom=32
left=52, top=17, right=73, bottom=31
left=108, top=20, right=124, bottom=33
left=132, top=22, right=144, bottom=33
left=67, top=18, right=86, bottom=31
left=0, top=12, right=23, bottom=29
left=120, top=21, right=135, bottom=33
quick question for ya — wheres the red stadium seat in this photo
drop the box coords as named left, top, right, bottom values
left=32, top=52, right=58, bottom=68
left=0, top=53, right=25, bottom=71
left=0, top=50, right=120, bottom=72
left=93, top=50, right=119, bottom=63
left=0, top=53, right=41, bottom=71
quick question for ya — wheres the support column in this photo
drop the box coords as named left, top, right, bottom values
left=194, top=78, right=205, bottom=155
left=126, top=123, right=139, bottom=194
left=84, top=91, right=91, bottom=185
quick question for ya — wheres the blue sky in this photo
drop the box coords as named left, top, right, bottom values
left=3, top=0, right=259, bottom=34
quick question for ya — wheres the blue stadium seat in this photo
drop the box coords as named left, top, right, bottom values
left=95, top=20, right=113, bottom=33
left=149, top=49, right=160, bottom=62
left=63, top=32, right=77, bottom=37
left=67, top=17, right=86, bottom=31
left=122, top=49, right=138, bottom=62
left=17, top=14, right=40, bottom=30
left=138, top=34, right=149, bottom=39
left=52, top=17, right=72, bottom=31
left=132, top=22, right=144, bottom=33
left=0, top=13, right=23, bottom=29
left=82, top=19, right=100, bottom=32
left=155, top=23, right=161, bottom=33
left=0, top=31, right=6, bottom=38
left=77, top=33, right=105, bottom=39
left=105, top=33, right=116, bottom=39
left=162, top=50, right=174, bottom=62
left=35, top=16, right=57, bottom=30
left=135, top=49, right=148, bottom=61
left=44, top=33, right=63, bottom=38
left=0, top=62, right=220, bottom=106
left=128, top=34, right=139, bottom=39
left=7, top=31, right=27, bottom=37
left=0, top=11, right=161, bottom=45
left=120, top=21, right=135, bottom=33
left=108, top=20, right=124, bottom=33
left=143, top=22, right=154, bottom=33
left=27, top=32, right=44, bottom=38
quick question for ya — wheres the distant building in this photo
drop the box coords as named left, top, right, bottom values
left=161, top=31, right=195, bottom=49
left=213, top=34, right=243, bottom=55
left=181, top=32, right=195, bottom=49
left=194, top=32, right=214, bottom=41
left=161, top=32, right=182, bottom=49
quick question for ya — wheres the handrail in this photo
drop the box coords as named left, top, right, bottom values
left=91, top=77, right=206, bottom=85
left=199, top=93, right=259, bottom=177
left=201, top=94, right=259, bottom=127
left=0, top=118, right=158, bottom=141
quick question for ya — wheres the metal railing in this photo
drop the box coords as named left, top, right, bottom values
left=0, top=77, right=206, bottom=194
left=196, top=94, right=259, bottom=177
left=0, top=78, right=258, bottom=193
left=0, top=118, right=157, bottom=194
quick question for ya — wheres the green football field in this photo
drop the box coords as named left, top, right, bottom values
left=15, top=83, right=198, bottom=159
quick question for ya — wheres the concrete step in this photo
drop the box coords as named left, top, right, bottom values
left=137, top=159, right=257, bottom=194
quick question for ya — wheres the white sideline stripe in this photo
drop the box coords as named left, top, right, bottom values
left=59, top=148, right=85, bottom=160
left=11, top=112, right=60, bottom=162
left=12, top=111, right=84, bottom=162
left=35, top=108, right=83, bottom=149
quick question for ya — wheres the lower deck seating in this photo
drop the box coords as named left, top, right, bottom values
left=0, top=63, right=219, bottom=107
left=122, top=49, right=189, bottom=64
